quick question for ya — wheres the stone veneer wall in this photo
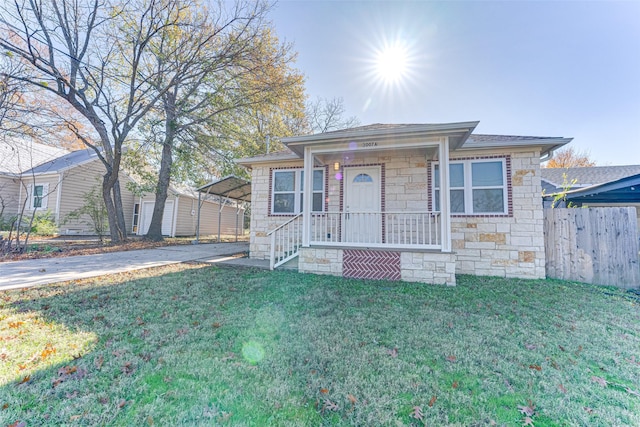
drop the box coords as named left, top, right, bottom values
left=447, top=149, right=546, bottom=279
left=299, top=247, right=457, bottom=285
left=249, top=159, right=303, bottom=259
left=249, top=147, right=546, bottom=281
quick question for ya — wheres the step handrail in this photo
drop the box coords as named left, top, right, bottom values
left=268, top=213, right=303, bottom=270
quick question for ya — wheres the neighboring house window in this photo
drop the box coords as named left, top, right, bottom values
left=271, top=168, right=324, bottom=214
left=132, top=203, right=140, bottom=233
left=27, top=183, right=49, bottom=210
left=433, top=159, right=507, bottom=214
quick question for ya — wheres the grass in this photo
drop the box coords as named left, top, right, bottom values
left=0, top=266, right=639, bottom=426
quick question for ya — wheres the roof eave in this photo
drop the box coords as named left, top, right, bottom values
left=283, top=121, right=480, bottom=156
left=459, top=137, right=572, bottom=157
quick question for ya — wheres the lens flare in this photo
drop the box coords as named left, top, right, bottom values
left=375, top=44, right=408, bottom=84
left=241, top=341, right=265, bottom=364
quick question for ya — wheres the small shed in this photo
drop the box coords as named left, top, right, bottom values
left=196, top=175, right=251, bottom=242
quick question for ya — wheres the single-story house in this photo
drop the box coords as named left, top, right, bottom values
left=237, top=122, right=572, bottom=285
left=2, top=143, right=243, bottom=237
left=0, top=140, right=68, bottom=218
left=541, top=165, right=640, bottom=229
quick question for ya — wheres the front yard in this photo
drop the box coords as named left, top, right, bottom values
left=1, top=266, right=639, bottom=426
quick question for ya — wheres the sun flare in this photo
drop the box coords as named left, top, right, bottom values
left=375, top=44, right=409, bottom=84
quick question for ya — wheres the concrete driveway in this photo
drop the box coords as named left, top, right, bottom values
left=0, top=242, right=249, bottom=291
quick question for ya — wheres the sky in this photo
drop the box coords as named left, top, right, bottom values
left=269, top=0, right=640, bottom=166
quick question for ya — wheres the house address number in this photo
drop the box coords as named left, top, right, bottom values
left=361, top=142, right=377, bottom=147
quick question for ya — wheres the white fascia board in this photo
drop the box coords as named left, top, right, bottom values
left=308, top=136, right=444, bottom=156
left=283, top=122, right=479, bottom=145
left=459, top=137, right=572, bottom=153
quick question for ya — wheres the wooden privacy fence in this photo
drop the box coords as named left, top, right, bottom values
left=544, top=207, right=639, bottom=289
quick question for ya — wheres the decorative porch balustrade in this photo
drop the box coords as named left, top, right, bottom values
left=267, top=211, right=442, bottom=270
left=309, top=211, right=441, bottom=248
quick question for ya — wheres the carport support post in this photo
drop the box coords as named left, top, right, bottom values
left=235, top=201, right=240, bottom=242
left=195, top=191, right=201, bottom=244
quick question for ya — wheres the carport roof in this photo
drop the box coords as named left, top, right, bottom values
left=196, top=175, right=251, bottom=202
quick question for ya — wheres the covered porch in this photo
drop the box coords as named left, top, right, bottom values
left=268, top=122, right=479, bottom=283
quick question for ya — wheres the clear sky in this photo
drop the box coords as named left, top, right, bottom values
left=269, top=0, right=640, bottom=166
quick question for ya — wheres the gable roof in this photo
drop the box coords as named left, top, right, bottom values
left=540, top=165, right=640, bottom=188
left=238, top=122, right=572, bottom=166
left=22, top=148, right=99, bottom=175
left=282, top=122, right=479, bottom=156
left=0, top=140, right=69, bottom=175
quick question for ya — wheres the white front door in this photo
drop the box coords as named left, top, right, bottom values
left=139, top=200, right=174, bottom=236
left=344, top=166, right=381, bottom=243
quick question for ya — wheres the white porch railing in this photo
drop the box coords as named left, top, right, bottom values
left=309, top=211, right=441, bottom=249
left=267, top=213, right=303, bottom=270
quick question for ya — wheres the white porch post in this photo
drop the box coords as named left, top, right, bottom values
left=438, top=137, right=452, bottom=252
left=302, top=146, right=313, bottom=247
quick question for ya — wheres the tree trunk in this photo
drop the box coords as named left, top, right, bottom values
left=146, top=93, right=177, bottom=242
left=112, top=178, right=128, bottom=241
left=103, top=173, right=121, bottom=243
left=145, top=140, right=173, bottom=241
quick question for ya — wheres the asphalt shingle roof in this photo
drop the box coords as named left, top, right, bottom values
left=23, top=148, right=98, bottom=174
left=0, top=141, right=69, bottom=174
left=541, top=165, right=640, bottom=188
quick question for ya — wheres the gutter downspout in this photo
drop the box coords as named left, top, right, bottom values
left=540, top=147, right=557, bottom=163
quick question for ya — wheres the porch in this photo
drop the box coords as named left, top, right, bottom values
left=250, top=123, right=482, bottom=285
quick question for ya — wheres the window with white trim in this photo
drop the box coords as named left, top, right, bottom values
left=271, top=168, right=324, bottom=214
left=27, top=183, right=49, bottom=210
left=433, top=159, right=507, bottom=214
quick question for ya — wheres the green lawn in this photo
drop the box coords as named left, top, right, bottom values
left=1, top=265, right=639, bottom=426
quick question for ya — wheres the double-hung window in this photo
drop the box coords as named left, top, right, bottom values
left=27, top=183, right=49, bottom=210
left=272, top=168, right=324, bottom=214
left=433, top=159, right=507, bottom=215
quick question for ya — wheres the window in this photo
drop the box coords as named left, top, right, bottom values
left=28, top=183, right=49, bottom=210
left=433, top=159, right=507, bottom=214
left=132, top=203, right=140, bottom=233
left=271, top=168, right=324, bottom=214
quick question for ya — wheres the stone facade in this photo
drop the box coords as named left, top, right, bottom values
left=248, top=146, right=546, bottom=283
left=400, top=251, right=457, bottom=285
left=448, top=149, right=546, bottom=279
left=298, top=247, right=457, bottom=285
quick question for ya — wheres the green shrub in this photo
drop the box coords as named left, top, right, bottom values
left=30, top=210, right=58, bottom=236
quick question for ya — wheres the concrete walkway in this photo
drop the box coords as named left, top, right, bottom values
left=0, top=242, right=250, bottom=291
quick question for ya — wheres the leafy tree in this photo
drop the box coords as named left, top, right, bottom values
left=544, top=147, right=596, bottom=168
left=137, top=3, right=306, bottom=241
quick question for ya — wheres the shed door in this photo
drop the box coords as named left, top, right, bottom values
left=140, top=200, right=174, bottom=236
left=343, top=166, right=381, bottom=243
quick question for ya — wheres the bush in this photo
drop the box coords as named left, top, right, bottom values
left=30, top=210, right=58, bottom=236
left=0, top=214, right=17, bottom=232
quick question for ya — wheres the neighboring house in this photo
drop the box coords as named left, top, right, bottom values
left=136, top=186, right=244, bottom=237
left=18, top=148, right=138, bottom=235
left=3, top=144, right=242, bottom=237
left=237, top=122, right=572, bottom=285
left=0, top=140, right=68, bottom=218
left=541, top=165, right=640, bottom=229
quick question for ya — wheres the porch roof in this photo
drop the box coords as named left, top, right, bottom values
left=282, top=122, right=479, bottom=156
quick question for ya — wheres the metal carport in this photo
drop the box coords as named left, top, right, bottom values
left=195, top=175, right=251, bottom=243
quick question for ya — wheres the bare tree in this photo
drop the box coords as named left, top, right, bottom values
left=306, top=97, right=360, bottom=134
left=0, top=0, right=191, bottom=242
left=544, top=147, right=596, bottom=168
